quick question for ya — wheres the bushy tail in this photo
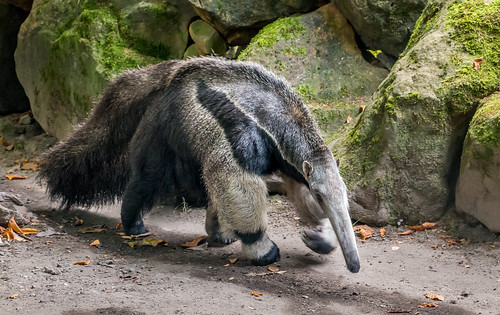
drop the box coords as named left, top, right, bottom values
left=38, top=61, right=178, bottom=208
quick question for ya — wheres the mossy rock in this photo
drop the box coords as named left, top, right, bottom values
left=15, top=0, right=195, bottom=139
left=238, top=4, right=388, bottom=135
left=187, top=0, right=323, bottom=45
left=333, top=0, right=500, bottom=226
left=456, top=93, right=500, bottom=232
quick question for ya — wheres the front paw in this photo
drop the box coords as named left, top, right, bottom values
left=301, top=229, right=336, bottom=255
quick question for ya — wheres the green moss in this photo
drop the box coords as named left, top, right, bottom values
left=282, top=46, right=306, bottom=56
left=238, top=16, right=305, bottom=59
left=469, top=94, right=500, bottom=148
left=408, top=51, right=419, bottom=64
left=295, top=85, right=316, bottom=102
left=404, top=0, right=444, bottom=52
left=442, top=0, right=500, bottom=114
left=52, top=1, right=161, bottom=78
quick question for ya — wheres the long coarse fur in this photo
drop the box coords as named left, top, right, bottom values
left=39, top=57, right=327, bottom=210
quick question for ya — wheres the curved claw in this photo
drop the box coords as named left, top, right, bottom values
left=207, top=231, right=236, bottom=247
left=301, top=220, right=338, bottom=255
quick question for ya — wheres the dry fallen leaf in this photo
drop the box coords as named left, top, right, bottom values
left=5, top=174, right=28, bottom=180
left=425, top=292, right=444, bottom=301
left=268, top=266, right=279, bottom=273
left=345, top=115, right=353, bottom=123
left=473, top=57, right=483, bottom=70
left=120, top=231, right=153, bottom=239
left=74, top=217, right=84, bottom=226
left=359, top=105, right=366, bottom=113
left=418, top=302, right=439, bottom=308
left=181, top=236, right=207, bottom=248
left=353, top=225, right=374, bottom=240
left=397, top=230, right=414, bottom=236
left=2, top=228, right=19, bottom=242
left=379, top=228, right=386, bottom=237
left=439, top=235, right=459, bottom=245
left=387, top=310, right=410, bottom=314
left=8, top=216, right=23, bottom=235
left=78, top=226, right=106, bottom=234
left=431, top=245, right=438, bottom=250
left=20, top=162, right=40, bottom=171
left=251, top=291, right=263, bottom=297
left=20, top=228, right=39, bottom=234
left=116, top=222, right=123, bottom=229
left=229, top=257, right=238, bottom=264
left=422, top=222, right=437, bottom=230
left=8, top=294, right=19, bottom=299
left=407, top=222, right=437, bottom=231
left=73, top=260, right=90, bottom=265
left=90, top=239, right=101, bottom=247
left=127, top=238, right=167, bottom=248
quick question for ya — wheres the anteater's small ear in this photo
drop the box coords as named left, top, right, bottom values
left=336, top=158, right=340, bottom=168
left=302, top=161, right=313, bottom=180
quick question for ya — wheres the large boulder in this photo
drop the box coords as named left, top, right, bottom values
left=0, top=3, right=29, bottom=114
left=238, top=3, right=388, bottom=134
left=333, top=0, right=427, bottom=58
left=15, top=0, right=195, bottom=140
left=333, top=0, right=500, bottom=225
left=456, top=93, right=500, bottom=232
left=187, top=0, right=324, bottom=45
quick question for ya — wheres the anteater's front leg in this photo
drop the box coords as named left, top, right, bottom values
left=204, top=166, right=280, bottom=266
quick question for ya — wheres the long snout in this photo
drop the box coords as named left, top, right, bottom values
left=325, top=203, right=360, bottom=273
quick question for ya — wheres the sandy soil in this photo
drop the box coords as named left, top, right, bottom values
left=1, top=115, right=499, bottom=315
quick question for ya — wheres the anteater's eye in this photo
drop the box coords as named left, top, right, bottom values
left=315, top=193, right=323, bottom=204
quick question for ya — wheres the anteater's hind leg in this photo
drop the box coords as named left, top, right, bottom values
left=121, top=150, right=167, bottom=236
left=121, top=173, right=159, bottom=236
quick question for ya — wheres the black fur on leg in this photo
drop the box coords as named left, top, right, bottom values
left=251, top=241, right=280, bottom=266
left=235, top=230, right=263, bottom=244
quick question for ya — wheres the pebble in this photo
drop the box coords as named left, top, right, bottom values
left=461, top=288, right=471, bottom=297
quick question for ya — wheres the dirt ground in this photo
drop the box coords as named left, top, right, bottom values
left=1, top=115, right=499, bottom=315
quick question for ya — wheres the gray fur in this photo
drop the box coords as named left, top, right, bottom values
left=39, top=57, right=359, bottom=271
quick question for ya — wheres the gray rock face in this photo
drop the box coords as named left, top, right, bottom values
left=0, top=3, right=30, bottom=114
left=187, top=0, right=324, bottom=45
left=333, top=0, right=427, bottom=57
left=456, top=93, right=500, bottom=233
left=15, top=0, right=195, bottom=140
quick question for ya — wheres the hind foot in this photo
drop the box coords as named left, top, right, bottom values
left=124, top=220, right=149, bottom=236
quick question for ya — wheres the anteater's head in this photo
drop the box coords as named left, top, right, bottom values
left=302, top=157, right=360, bottom=273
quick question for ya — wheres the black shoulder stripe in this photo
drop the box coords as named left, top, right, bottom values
left=196, top=81, right=276, bottom=175
left=196, top=80, right=308, bottom=186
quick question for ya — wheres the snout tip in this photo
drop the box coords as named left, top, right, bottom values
left=347, top=258, right=360, bottom=273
